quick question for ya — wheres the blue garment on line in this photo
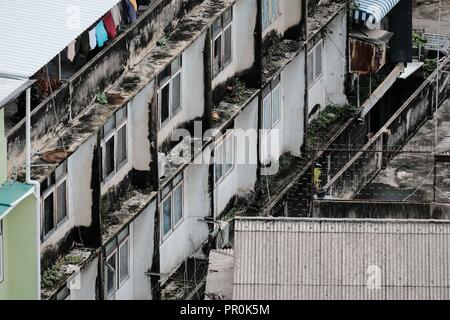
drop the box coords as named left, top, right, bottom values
left=95, top=21, right=108, bottom=48
left=122, top=0, right=137, bottom=24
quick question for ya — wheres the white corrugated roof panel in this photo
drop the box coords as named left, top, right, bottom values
left=0, top=78, right=28, bottom=109
left=0, top=0, right=120, bottom=78
left=233, top=217, right=450, bottom=300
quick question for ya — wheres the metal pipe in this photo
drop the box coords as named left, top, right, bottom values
left=25, top=87, right=41, bottom=300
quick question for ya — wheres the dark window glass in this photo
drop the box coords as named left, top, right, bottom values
left=105, top=137, right=115, bottom=178
left=44, top=194, right=55, bottom=236
left=116, top=124, right=127, bottom=167
left=163, top=197, right=172, bottom=236
left=56, top=181, right=67, bottom=223
left=172, top=73, right=181, bottom=115
left=160, top=84, right=170, bottom=124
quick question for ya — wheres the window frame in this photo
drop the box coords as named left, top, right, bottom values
left=262, top=0, right=280, bottom=30
left=262, top=75, right=282, bottom=136
left=41, top=161, right=69, bottom=241
left=158, top=57, right=183, bottom=128
left=101, top=104, right=129, bottom=184
left=308, top=40, right=324, bottom=88
left=212, top=8, right=233, bottom=78
left=160, top=173, right=184, bottom=242
left=214, top=131, right=235, bottom=186
left=104, top=226, right=130, bottom=299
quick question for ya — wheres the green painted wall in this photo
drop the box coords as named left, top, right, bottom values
left=0, top=194, right=38, bottom=300
left=0, top=109, right=6, bottom=184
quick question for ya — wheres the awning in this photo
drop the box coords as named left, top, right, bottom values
left=0, top=0, right=120, bottom=79
left=353, top=0, right=400, bottom=29
left=0, top=181, right=34, bottom=219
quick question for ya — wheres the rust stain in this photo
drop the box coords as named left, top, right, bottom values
left=350, top=38, right=387, bottom=75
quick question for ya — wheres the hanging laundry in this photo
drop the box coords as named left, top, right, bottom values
left=103, top=11, right=117, bottom=39
left=80, top=32, right=90, bottom=56
left=95, top=21, right=108, bottom=48
left=129, top=0, right=138, bottom=11
left=67, top=40, right=76, bottom=62
left=121, top=0, right=137, bottom=24
left=111, top=5, right=122, bottom=27
left=88, top=28, right=97, bottom=50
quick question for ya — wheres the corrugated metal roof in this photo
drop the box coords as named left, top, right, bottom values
left=0, top=78, right=28, bottom=109
left=0, top=0, right=120, bottom=78
left=233, top=217, right=450, bottom=300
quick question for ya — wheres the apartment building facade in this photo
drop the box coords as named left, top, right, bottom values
left=2, top=0, right=351, bottom=300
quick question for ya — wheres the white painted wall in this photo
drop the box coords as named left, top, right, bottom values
left=69, top=256, right=98, bottom=300
left=212, top=0, right=257, bottom=89
left=281, top=52, right=305, bottom=155
left=214, top=98, right=258, bottom=217
left=159, top=154, right=210, bottom=278
left=41, top=134, right=97, bottom=252
left=262, top=0, right=302, bottom=38
left=101, top=103, right=134, bottom=196
left=114, top=223, right=134, bottom=300
left=132, top=201, right=156, bottom=300
left=131, top=82, right=153, bottom=171
left=308, top=11, right=348, bottom=115
left=158, top=33, right=206, bottom=145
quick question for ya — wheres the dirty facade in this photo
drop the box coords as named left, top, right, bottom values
left=2, top=0, right=355, bottom=300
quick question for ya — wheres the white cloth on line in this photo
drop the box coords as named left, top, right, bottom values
left=88, top=28, right=97, bottom=50
left=111, top=5, right=122, bottom=27
left=67, top=40, right=76, bottom=62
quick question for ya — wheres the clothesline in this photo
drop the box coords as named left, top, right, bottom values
left=65, top=0, right=141, bottom=62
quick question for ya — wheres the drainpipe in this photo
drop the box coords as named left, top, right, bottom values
left=25, top=87, right=41, bottom=300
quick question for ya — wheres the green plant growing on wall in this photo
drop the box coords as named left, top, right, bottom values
left=413, top=31, right=427, bottom=60
left=96, top=92, right=108, bottom=105
left=423, top=58, right=438, bottom=78
left=413, top=31, right=427, bottom=48
left=157, top=36, right=168, bottom=47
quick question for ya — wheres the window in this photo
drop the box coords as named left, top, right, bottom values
left=158, top=57, right=182, bottom=127
left=105, top=227, right=130, bottom=299
left=262, top=75, right=282, bottom=131
left=308, top=41, right=324, bottom=87
left=0, top=220, right=3, bottom=283
left=212, top=8, right=233, bottom=77
left=41, top=161, right=68, bottom=240
left=161, top=173, right=184, bottom=240
left=262, top=0, right=280, bottom=30
left=101, top=105, right=129, bottom=183
left=214, top=132, right=235, bottom=185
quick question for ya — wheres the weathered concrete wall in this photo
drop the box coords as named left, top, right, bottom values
left=158, top=33, right=206, bottom=145
left=212, top=0, right=257, bottom=89
left=262, top=0, right=302, bottom=39
left=6, top=0, right=186, bottom=177
left=159, top=151, right=211, bottom=278
left=132, top=201, right=156, bottom=300
left=215, top=97, right=258, bottom=217
left=281, top=51, right=305, bottom=156
left=69, top=256, right=99, bottom=300
left=308, top=9, right=347, bottom=114
left=312, top=200, right=431, bottom=219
